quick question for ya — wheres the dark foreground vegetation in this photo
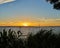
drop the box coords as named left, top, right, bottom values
left=0, top=29, right=60, bottom=48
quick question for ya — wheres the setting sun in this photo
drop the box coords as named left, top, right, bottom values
left=22, top=23, right=30, bottom=26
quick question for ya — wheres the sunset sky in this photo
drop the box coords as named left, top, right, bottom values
left=0, top=0, right=60, bottom=26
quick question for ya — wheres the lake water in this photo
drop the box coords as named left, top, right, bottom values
left=0, top=26, right=60, bottom=38
left=0, top=26, right=60, bottom=35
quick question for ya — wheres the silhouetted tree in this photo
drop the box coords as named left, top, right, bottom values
left=46, top=0, right=60, bottom=10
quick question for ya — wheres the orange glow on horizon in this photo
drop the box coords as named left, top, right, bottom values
left=0, top=21, right=60, bottom=26
left=22, top=23, right=29, bottom=26
left=21, top=22, right=31, bottom=26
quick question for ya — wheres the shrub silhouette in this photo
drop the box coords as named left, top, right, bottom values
left=26, top=29, right=60, bottom=48
left=0, top=29, right=24, bottom=48
left=0, top=29, right=60, bottom=48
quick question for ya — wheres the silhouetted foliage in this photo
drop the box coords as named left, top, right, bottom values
left=0, top=29, right=60, bottom=48
left=0, top=29, right=24, bottom=48
left=26, top=29, right=60, bottom=48
left=46, top=0, right=60, bottom=10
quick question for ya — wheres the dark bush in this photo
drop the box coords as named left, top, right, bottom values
left=0, top=29, right=60, bottom=48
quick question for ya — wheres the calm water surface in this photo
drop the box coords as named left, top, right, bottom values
left=0, top=26, right=60, bottom=35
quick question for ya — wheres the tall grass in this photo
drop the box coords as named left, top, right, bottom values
left=0, top=29, right=60, bottom=48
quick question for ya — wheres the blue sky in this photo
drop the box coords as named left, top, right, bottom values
left=0, top=0, right=60, bottom=26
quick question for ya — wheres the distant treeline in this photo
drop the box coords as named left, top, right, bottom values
left=0, top=29, right=60, bottom=48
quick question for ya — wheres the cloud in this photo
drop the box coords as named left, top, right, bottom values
left=0, top=0, right=15, bottom=4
